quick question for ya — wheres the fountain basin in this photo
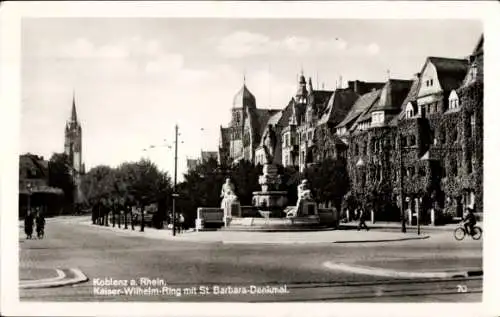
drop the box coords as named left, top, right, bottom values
left=252, top=191, right=288, bottom=211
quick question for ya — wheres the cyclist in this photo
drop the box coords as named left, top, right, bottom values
left=463, top=207, right=477, bottom=235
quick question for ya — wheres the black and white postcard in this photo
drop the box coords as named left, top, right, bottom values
left=1, top=1, right=499, bottom=317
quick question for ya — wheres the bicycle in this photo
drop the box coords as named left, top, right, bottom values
left=454, top=222, right=482, bottom=240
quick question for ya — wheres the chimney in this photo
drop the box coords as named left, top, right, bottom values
left=348, top=81, right=354, bottom=91
left=354, top=80, right=361, bottom=94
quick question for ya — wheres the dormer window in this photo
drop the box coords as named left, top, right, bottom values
left=448, top=90, right=460, bottom=110
left=405, top=102, right=416, bottom=119
left=371, top=111, right=385, bottom=126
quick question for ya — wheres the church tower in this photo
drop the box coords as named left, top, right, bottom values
left=64, top=92, right=84, bottom=203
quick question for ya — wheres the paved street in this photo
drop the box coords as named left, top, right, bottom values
left=19, top=217, right=482, bottom=302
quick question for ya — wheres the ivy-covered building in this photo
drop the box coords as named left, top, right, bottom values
left=341, top=35, right=483, bottom=223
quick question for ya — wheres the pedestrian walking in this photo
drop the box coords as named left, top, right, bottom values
left=35, top=208, right=45, bottom=239
left=24, top=209, right=34, bottom=239
left=357, top=206, right=369, bottom=231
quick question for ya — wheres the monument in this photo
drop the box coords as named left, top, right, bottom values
left=220, top=178, right=240, bottom=226
left=251, top=126, right=288, bottom=217
left=195, top=127, right=335, bottom=230
left=286, top=179, right=318, bottom=218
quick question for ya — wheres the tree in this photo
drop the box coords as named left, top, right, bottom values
left=229, top=160, right=261, bottom=205
left=80, top=165, right=116, bottom=205
left=303, top=158, right=350, bottom=211
left=116, top=159, right=172, bottom=206
left=177, top=157, right=226, bottom=226
left=48, top=153, right=75, bottom=210
left=279, top=165, right=301, bottom=205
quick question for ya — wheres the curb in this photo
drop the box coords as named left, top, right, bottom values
left=79, top=221, right=432, bottom=245
left=323, top=261, right=483, bottom=279
left=20, top=268, right=88, bottom=289
left=333, top=235, right=430, bottom=243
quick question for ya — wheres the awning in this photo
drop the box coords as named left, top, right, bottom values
left=19, top=186, right=64, bottom=195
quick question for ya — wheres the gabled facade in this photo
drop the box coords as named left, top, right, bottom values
left=219, top=80, right=282, bottom=166
left=339, top=35, right=483, bottom=223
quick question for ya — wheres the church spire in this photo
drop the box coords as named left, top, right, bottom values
left=71, top=90, right=78, bottom=122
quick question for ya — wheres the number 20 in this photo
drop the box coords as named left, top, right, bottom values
left=457, top=285, right=468, bottom=293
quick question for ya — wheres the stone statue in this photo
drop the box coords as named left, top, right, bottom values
left=288, top=179, right=313, bottom=217
left=297, top=179, right=312, bottom=202
left=221, top=178, right=237, bottom=203
left=220, top=178, right=239, bottom=224
left=262, top=125, right=276, bottom=164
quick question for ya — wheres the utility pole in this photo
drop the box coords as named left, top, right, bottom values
left=399, top=129, right=406, bottom=233
left=172, top=124, right=178, bottom=237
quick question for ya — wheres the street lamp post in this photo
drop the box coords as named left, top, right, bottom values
left=172, top=124, right=179, bottom=237
left=398, top=130, right=407, bottom=233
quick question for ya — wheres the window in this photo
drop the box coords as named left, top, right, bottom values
left=430, top=79, right=433, bottom=86
left=401, top=135, right=407, bottom=147
left=418, top=166, right=426, bottom=177
left=441, top=128, right=447, bottom=144
left=450, top=159, right=457, bottom=176
left=452, top=128, right=458, bottom=143
left=471, top=113, right=476, bottom=139
left=449, top=90, right=459, bottom=110
left=470, top=63, right=478, bottom=82
left=407, top=166, right=415, bottom=177
left=408, top=135, right=416, bottom=146
left=466, top=151, right=472, bottom=174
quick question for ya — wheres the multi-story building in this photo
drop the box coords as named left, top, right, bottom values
left=342, top=35, right=483, bottom=222
left=218, top=80, right=281, bottom=166
left=19, top=154, right=65, bottom=217
left=216, top=35, right=483, bottom=224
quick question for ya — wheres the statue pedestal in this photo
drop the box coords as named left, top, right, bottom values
left=252, top=163, right=288, bottom=215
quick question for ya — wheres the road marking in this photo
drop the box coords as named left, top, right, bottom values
left=20, top=268, right=88, bottom=289
left=323, top=261, right=470, bottom=279
left=19, top=268, right=65, bottom=285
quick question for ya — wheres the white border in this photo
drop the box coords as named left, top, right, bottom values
left=1, top=1, right=499, bottom=316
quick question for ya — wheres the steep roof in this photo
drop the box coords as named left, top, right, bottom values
left=396, top=74, right=422, bottom=121
left=371, top=79, right=413, bottom=112
left=473, top=34, right=484, bottom=57
left=309, top=90, right=334, bottom=112
left=247, top=108, right=281, bottom=146
left=336, top=89, right=380, bottom=129
left=317, top=88, right=359, bottom=126
left=233, top=84, right=256, bottom=108
left=19, top=154, right=48, bottom=178
left=427, top=57, right=468, bottom=92
left=277, top=98, right=296, bottom=128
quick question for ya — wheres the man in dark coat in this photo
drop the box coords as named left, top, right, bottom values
left=24, top=209, right=34, bottom=239
left=357, top=205, right=369, bottom=231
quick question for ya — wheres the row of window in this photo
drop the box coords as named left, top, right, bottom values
left=407, top=91, right=462, bottom=120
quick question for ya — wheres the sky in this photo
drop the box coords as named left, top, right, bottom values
left=21, top=18, right=482, bottom=180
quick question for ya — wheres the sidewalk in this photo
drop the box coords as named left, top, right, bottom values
left=77, top=218, right=431, bottom=245
left=340, top=221, right=483, bottom=232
